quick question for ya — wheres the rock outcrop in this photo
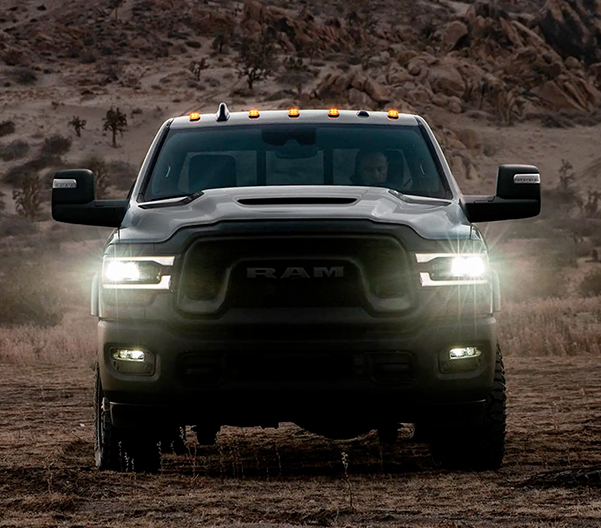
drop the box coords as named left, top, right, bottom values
left=538, top=0, right=601, bottom=65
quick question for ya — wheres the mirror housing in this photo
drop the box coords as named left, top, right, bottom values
left=52, top=169, right=128, bottom=228
left=462, top=164, right=541, bottom=223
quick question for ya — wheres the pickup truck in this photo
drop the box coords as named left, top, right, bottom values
left=52, top=104, right=540, bottom=472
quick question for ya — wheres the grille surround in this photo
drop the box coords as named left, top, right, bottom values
left=177, top=234, right=416, bottom=315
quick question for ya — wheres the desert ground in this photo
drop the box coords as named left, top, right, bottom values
left=3, top=357, right=601, bottom=527
left=1, top=0, right=601, bottom=526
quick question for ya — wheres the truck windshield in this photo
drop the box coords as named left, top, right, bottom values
left=143, top=124, right=449, bottom=201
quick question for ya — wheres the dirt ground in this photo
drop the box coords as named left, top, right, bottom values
left=1, top=357, right=601, bottom=527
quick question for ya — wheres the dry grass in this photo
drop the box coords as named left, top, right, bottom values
left=0, top=314, right=97, bottom=365
left=499, top=297, right=601, bottom=357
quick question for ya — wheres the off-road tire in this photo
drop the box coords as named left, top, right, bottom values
left=429, top=344, right=506, bottom=471
left=94, top=365, right=161, bottom=473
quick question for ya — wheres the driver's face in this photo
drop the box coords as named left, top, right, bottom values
left=357, top=153, right=388, bottom=184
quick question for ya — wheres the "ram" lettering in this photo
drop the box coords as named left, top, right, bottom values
left=246, top=267, right=344, bottom=279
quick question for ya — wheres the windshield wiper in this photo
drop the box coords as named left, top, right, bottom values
left=388, top=189, right=451, bottom=205
left=138, top=191, right=204, bottom=209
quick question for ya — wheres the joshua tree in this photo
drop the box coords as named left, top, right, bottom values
left=103, top=107, right=127, bottom=148
left=558, top=159, right=575, bottom=192
left=69, top=115, right=86, bottom=137
left=212, top=34, right=227, bottom=54
left=108, top=0, right=125, bottom=20
left=189, top=58, right=208, bottom=81
left=236, top=29, right=277, bottom=91
left=85, top=155, right=110, bottom=199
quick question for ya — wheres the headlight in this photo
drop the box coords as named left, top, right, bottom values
left=102, top=256, right=174, bottom=290
left=416, top=253, right=489, bottom=286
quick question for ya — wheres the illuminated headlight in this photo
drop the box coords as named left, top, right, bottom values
left=416, top=253, right=489, bottom=286
left=102, top=256, right=174, bottom=290
left=450, top=256, right=486, bottom=278
left=110, top=347, right=155, bottom=374
left=448, top=346, right=482, bottom=360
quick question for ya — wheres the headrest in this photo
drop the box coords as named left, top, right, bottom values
left=188, top=154, right=237, bottom=192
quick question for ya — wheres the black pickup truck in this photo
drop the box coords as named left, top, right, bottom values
left=52, top=104, right=540, bottom=472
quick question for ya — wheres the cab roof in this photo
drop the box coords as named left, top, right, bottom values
left=170, top=105, right=421, bottom=129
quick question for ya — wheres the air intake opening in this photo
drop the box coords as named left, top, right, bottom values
left=237, top=197, right=357, bottom=206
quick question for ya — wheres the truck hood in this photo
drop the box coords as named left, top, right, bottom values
left=119, top=186, right=473, bottom=242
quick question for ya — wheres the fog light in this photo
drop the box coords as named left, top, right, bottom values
left=449, top=346, right=481, bottom=360
left=112, top=349, right=146, bottom=361
left=110, top=348, right=154, bottom=375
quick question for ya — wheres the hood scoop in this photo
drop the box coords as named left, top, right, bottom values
left=237, top=197, right=357, bottom=206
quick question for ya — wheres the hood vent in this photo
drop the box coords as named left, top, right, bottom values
left=237, top=197, right=357, bottom=206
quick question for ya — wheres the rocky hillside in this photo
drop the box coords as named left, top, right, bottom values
left=1, top=0, right=601, bottom=192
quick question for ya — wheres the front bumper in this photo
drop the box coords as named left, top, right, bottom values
left=98, top=315, right=497, bottom=429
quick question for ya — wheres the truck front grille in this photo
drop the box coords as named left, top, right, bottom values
left=177, top=235, right=414, bottom=314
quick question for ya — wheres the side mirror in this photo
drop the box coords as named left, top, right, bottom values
left=52, top=169, right=128, bottom=227
left=462, top=164, right=541, bottom=223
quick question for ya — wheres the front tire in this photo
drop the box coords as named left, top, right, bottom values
left=94, top=365, right=161, bottom=473
left=429, top=344, right=506, bottom=471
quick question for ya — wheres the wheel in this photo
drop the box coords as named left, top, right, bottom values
left=94, top=364, right=123, bottom=471
left=429, top=344, right=506, bottom=471
left=94, top=365, right=161, bottom=473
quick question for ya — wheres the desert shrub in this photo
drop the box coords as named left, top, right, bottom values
left=2, top=154, right=55, bottom=186
left=41, top=133, right=72, bottom=157
left=0, top=139, right=29, bottom=161
left=13, top=173, right=44, bottom=220
left=236, top=29, right=277, bottom=90
left=10, top=67, right=37, bottom=85
left=579, top=270, right=601, bottom=297
left=0, top=120, right=15, bottom=137
left=0, top=215, right=38, bottom=237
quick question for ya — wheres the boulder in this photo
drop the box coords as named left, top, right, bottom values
left=565, top=56, right=582, bottom=71
left=447, top=96, right=463, bottom=114
left=364, top=78, right=391, bottom=104
left=455, top=128, right=483, bottom=152
left=431, top=93, right=449, bottom=107
left=348, top=88, right=376, bottom=109
left=530, top=80, right=585, bottom=110
left=441, top=20, right=468, bottom=50
left=243, top=0, right=266, bottom=23
left=386, top=65, right=413, bottom=86
left=589, top=62, right=601, bottom=84
left=427, top=60, right=466, bottom=98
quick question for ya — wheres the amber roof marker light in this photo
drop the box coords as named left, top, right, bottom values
left=248, top=108, right=260, bottom=119
left=387, top=109, right=400, bottom=119
left=189, top=112, right=201, bottom=122
left=289, top=108, right=300, bottom=118
left=328, top=107, right=340, bottom=118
